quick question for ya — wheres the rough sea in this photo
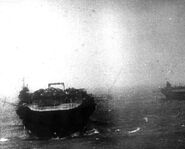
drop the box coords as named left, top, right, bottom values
left=1, top=87, right=185, bottom=149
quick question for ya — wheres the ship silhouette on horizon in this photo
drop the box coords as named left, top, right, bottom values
left=161, top=81, right=185, bottom=100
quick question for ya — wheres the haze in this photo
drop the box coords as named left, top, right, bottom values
left=0, top=0, right=184, bottom=97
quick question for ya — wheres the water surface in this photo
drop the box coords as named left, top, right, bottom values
left=1, top=88, right=185, bottom=149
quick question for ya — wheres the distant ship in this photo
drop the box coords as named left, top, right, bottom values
left=161, top=81, right=185, bottom=100
left=16, top=82, right=96, bottom=139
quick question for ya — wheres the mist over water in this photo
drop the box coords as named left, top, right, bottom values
left=0, top=0, right=185, bottom=98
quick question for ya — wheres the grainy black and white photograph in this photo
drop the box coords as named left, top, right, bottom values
left=0, top=0, right=185, bottom=148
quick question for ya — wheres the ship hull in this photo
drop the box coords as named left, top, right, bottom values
left=16, top=103, right=95, bottom=139
left=161, top=89, right=185, bottom=100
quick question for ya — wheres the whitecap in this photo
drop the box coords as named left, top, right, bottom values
left=115, top=129, right=120, bottom=132
left=84, top=128, right=99, bottom=136
left=128, top=127, right=141, bottom=134
left=71, top=132, right=80, bottom=138
left=0, top=138, right=9, bottom=142
left=144, top=117, right=148, bottom=122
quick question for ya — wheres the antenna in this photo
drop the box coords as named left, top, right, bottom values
left=108, top=64, right=124, bottom=94
left=22, top=78, right=25, bottom=87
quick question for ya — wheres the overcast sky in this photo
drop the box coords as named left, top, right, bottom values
left=0, top=0, right=185, bottom=97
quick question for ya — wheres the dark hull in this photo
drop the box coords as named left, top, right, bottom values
left=16, top=102, right=95, bottom=139
left=161, top=89, right=185, bottom=100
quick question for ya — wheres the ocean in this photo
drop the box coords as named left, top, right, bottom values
left=1, top=87, right=185, bottom=149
